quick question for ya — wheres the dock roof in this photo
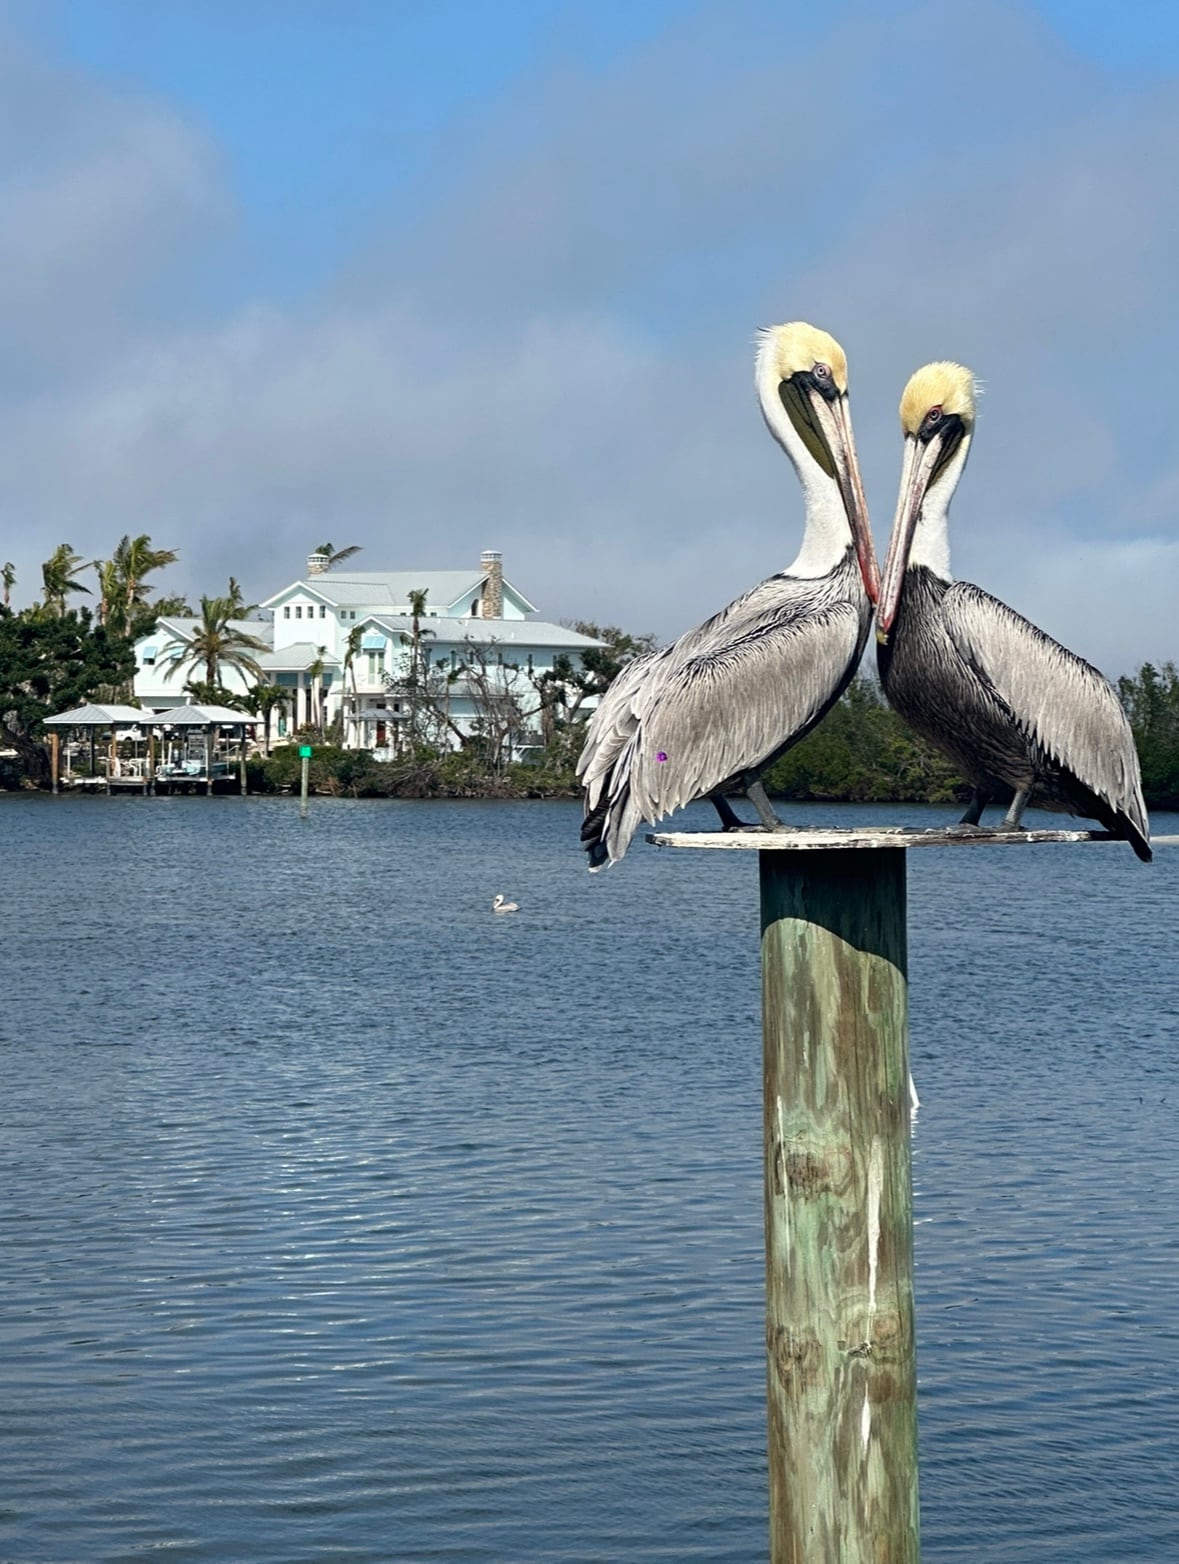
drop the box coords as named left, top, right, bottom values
left=45, top=703, right=147, bottom=727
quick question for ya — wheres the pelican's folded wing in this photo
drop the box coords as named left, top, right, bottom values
left=942, top=581, right=1149, bottom=844
left=627, top=592, right=868, bottom=822
left=577, top=646, right=670, bottom=811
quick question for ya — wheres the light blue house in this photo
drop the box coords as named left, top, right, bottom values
left=134, top=550, right=605, bottom=756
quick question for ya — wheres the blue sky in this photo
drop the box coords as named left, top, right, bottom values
left=1, top=0, right=1178, bottom=670
left=23, top=1, right=695, bottom=298
left=20, top=0, right=1179, bottom=299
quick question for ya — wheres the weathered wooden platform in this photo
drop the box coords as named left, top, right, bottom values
left=648, top=826, right=1175, bottom=851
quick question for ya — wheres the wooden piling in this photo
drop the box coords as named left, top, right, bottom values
left=299, top=753, right=310, bottom=818
left=759, top=847, right=916, bottom=1563
left=49, top=731, right=60, bottom=795
left=647, top=824, right=1127, bottom=1563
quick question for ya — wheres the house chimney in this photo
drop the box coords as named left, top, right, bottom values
left=480, top=550, right=503, bottom=618
left=307, top=550, right=329, bottom=576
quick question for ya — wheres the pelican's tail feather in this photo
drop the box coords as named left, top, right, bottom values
left=580, top=767, right=646, bottom=870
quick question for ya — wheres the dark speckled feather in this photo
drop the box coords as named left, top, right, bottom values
left=878, top=566, right=1150, bottom=860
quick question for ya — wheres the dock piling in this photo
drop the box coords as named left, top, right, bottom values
left=759, top=846, right=917, bottom=1562
left=646, top=824, right=1132, bottom=1562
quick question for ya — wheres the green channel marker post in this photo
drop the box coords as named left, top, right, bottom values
left=299, top=745, right=312, bottom=818
left=647, top=823, right=1125, bottom=1563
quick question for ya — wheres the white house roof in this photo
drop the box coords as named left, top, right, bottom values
left=153, top=616, right=274, bottom=648
left=257, top=641, right=342, bottom=672
left=365, top=615, right=604, bottom=649
left=261, top=571, right=537, bottom=614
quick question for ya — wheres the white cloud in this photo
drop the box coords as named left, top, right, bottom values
left=0, top=33, right=227, bottom=383
left=1, top=1, right=1177, bottom=679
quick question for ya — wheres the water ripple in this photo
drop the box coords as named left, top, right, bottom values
left=1, top=795, right=1177, bottom=1560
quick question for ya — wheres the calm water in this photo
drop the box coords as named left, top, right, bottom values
left=2, top=794, right=1177, bottom=1563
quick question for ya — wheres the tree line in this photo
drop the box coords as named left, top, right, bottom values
left=0, top=536, right=275, bottom=782
left=3, top=536, right=1179, bottom=808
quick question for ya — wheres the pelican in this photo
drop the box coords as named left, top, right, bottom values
left=492, top=894, right=519, bottom=913
left=578, top=322, right=878, bottom=869
left=875, top=362, right=1150, bottom=862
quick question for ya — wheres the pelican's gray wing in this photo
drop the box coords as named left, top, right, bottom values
left=942, top=582, right=1149, bottom=846
left=598, top=579, right=868, bottom=863
left=577, top=646, right=671, bottom=812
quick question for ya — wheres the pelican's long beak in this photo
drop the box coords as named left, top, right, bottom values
left=876, top=432, right=944, bottom=643
left=808, top=388, right=879, bottom=603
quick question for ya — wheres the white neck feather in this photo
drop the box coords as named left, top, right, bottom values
left=756, top=358, right=852, bottom=579
left=908, top=436, right=971, bottom=581
left=909, top=498, right=952, bottom=579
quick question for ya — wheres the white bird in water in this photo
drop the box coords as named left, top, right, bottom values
left=492, top=894, right=519, bottom=913
left=875, top=362, right=1150, bottom=862
left=578, top=322, right=879, bottom=869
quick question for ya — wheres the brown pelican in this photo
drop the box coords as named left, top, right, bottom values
left=578, top=322, right=878, bottom=869
left=492, top=894, right=519, bottom=913
left=876, top=362, right=1151, bottom=861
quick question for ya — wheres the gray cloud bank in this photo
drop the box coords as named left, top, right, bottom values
left=1, top=0, right=1177, bottom=675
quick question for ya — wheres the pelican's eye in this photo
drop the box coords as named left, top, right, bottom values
left=918, top=405, right=944, bottom=441
left=809, top=361, right=838, bottom=401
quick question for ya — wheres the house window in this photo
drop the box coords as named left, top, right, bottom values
left=526, top=654, right=533, bottom=672
left=284, top=606, right=290, bottom=619
left=471, top=599, right=479, bottom=616
left=319, top=605, right=326, bottom=618
left=295, top=606, right=302, bottom=619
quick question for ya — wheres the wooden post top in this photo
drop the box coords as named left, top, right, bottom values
left=646, top=826, right=1171, bottom=852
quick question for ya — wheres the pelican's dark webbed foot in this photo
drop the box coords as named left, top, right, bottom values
left=939, top=787, right=1030, bottom=836
left=708, top=781, right=788, bottom=834
left=709, top=792, right=750, bottom=831
left=957, top=789, right=987, bottom=827
left=746, top=778, right=787, bottom=832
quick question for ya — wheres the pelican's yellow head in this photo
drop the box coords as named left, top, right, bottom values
left=899, top=362, right=976, bottom=439
left=877, top=361, right=978, bottom=640
left=754, top=321, right=877, bottom=600
left=761, top=322, right=849, bottom=392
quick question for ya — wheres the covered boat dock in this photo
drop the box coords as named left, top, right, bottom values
left=44, top=703, right=257, bottom=795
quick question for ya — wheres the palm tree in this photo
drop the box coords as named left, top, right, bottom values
left=407, top=588, right=429, bottom=679
left=226, top=576, right=258, bottom=617
left=342, top=623, right=363, bottom=746
left=2, top=561, right=14, bottom=608
left=41, top=544, right=91, bottom=616
left=110, top=534, right=179, bottom=632
left=249, top=683, right=291, bottom=755
left=163, top=593, right=268, bottom=691
left=400, top=588, right=434, bottom=743
left=93, top=558, right=120, bottom=627
left=154, top=592, right=194, bottom=617
left=311, top=541, right=362, bottom=571
left=306, top=645, right=330, bottom=737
